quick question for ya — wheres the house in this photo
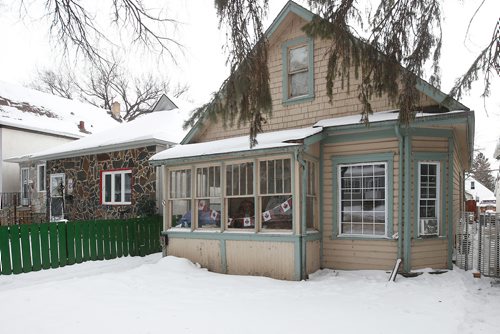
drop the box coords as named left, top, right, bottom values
left=465, top=176, right=494, bottom=202
left=0, top=80, right=120, bottom=221
left=6, top=100, right=190, bottom=221
left=150, top=1, right=474, bottom=280
left=495, top=138, right=500, bottom=213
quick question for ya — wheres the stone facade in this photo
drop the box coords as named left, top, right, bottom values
left=46, top=146, right=160, bottom=221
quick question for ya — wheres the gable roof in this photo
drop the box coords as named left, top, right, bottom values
left=465, top=176, right=495, bottom=202
left=151, top=94, right=178, bottom=112
left=0, top=80, right=119, bottom=138
left=182, top=0, right=468, bottom=145
left=6, top=100, right=194, bottom=162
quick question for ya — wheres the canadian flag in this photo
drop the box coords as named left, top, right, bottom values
left=280, top=198, right=292, bottom=213
left=243, top=217, right=252, bottom=227
left=228, top=218, right=234, bottom=227
left=210, top=210, right=219, bottom=221
left=262, top=210, right=272, bottom=222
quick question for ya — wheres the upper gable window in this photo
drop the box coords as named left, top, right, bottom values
left=282, top=37, right=314, bottom=104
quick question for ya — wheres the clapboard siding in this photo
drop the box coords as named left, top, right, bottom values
left=322, top=138, right=399, bottom=270
left=306, top=240, right=321, bottom=275
left=411, top=239, right=448, bottom=268
left=226, top=240, right=295, bottom=280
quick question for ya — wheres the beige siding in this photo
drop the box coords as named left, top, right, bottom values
left=226, top=240, right=295, bottom=280
left=195, top=13, right=438, bottom=143
left=411, top=239, right=448, bottom=269
left=322, top=138, right=399, bottom=270
left=167, top=238, right=222, bottom=273
left=306, top=240, right=321, bottom=275
left=412, top=136, right=448, bottom=153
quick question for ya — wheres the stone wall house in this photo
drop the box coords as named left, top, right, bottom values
left=7, top=101, right=190, bottom=222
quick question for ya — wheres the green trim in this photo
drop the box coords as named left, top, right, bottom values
left=410, top=128, right=453, bottom=138
left=162, top=231, right=300, bottom=242
left=412, top=152, right=448, bottom=240
left=331, top=152, right=395, bottom=239
left=304, top=231, right=322, bottom=241
left=322, top=128, right=395, bottom=144
left=415, top=79, right=468, bottom=111
left=181, top=119, right=202, bottom=144
left=403, top=134, right=412, bottom=272
left=151, top=146, right=297, bottom=167
left=265, top=1, right=314, bottom=38
left=294, top=238, right=301, bottom=280
left=220, top=239, right=227, bottom=273
left=303, top=131, right=325, bottom=146
left=300, top=152, right=307, bottom=279
left=282, top=36, right=315, bottom=105
left=319, top=143, right=324, bottom=267
left=447, top=138, right=454, bottom=269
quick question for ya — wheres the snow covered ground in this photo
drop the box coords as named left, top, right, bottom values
left=0, top=254, right=499, bottom=334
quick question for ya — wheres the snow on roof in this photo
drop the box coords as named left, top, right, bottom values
left=7, top=104, right=192, bottom=162
left=150, top=126, right=323, bottom=163
left=465, top=176, right=494, bottom=202
left=0, top=80, right=119, bottom=138
left=313, top=109, right=468, bottom=128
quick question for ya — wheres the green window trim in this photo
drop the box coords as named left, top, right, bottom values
left=282, top=36, right=314, bottom=105
left=331, top=152, right=395, bottom=240
left=412, top=152, right=448, bottom=240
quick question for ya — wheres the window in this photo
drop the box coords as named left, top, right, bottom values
left=260, top=158, right=293, bottom=230
left=418, top=162, right=440, bottom=236
left=306, top=160, right=317, bottom=229
left=226, top=162, right=255, bottom=229
left=470, top=181, right=475, bottom=190
left=169, top=169, right=192, bottom=228
left=338, top=163, right=387, bottom=236
left=101, top=170, right=132, bottom=205
left=282, top=37, right=314, bottom=103
left=196, top=166, right=221, bottom=228
left=37, top=164, right=46, bottom=192
left=288, top=45, right=309, bottom=98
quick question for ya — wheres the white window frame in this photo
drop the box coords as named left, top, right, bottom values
left=288, top=44, right=309, bottom=98
left=337, top=162, right=388, bottom=237
left=195, top=164, right=222, bottom=229
left=168, top=167, right=193, bottom=229
left=37, top=164, right=46, bottom=192
left=101, top=169, right=132, bottom=205
left=225, top=160, right=255, bottom=230
left=417, top=161, right=440, bottom=236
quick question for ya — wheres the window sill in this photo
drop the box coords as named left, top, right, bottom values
left=333, top=235, right=396, bottom=241
left=102, top=202, right=131, bottom=206
left=282, top=95, right=314, bottom=106
left=414, top=236, right=447, bottom=242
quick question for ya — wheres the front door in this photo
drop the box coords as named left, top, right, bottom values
left=49, top=173, right=65, bottom=221
left=20, top=167, right=29, bottom=206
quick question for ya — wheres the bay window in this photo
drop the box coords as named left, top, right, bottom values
left=102, top=170, right=132, bottom=205
left=338, top=163, right=387, bottom=236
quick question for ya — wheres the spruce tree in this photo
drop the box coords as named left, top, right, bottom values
left=471, top=152, right=495, bottom=192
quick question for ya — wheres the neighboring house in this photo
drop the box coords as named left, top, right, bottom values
left=7, top=102, right=189, bottom=221
left=465, top=176, right=494, bottom=202
left=0, top=80, right=119, bottom=217
left=150, top=1, right=474, bottom=280
left=495, top=138, right=500, bottom=213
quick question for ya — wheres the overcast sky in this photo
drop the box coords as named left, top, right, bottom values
left=0, top=0, right=498, bottom=168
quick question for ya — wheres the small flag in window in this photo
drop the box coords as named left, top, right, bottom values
left=262, top=210, right=272, bottom=222
left=210, top=210, right=218, bottom=221
left=198, top=201, right=206, bottom=210
left=243, top=217, right=252, bottom=227
left=228, top=218, right=233, bottom=227
left=280, top=198, right=292, bottom=213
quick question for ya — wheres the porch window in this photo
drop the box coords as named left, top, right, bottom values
left=196, top=166, right=221, bottom=228
left=101, top=170, right=132, bottom=205
left=37, top=164, right=46, bottom=192
left=260, top=158, right=293, bottom=230
left=169, top=169, right=192, bottom=228
left=306, top=160, right=318, bottom=229
left=418, top=162, right=440, bottom=236
left=338, top=163, right=387, bottom=236
left=226, top=162, right=255, bottom=229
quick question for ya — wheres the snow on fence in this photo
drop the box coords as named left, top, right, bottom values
left=0, top=217, right=162, bottom=275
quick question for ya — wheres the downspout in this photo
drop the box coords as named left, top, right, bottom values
left=295, top=148, right=307, bottom=280
left=403, top=130, right=412, bottom=272
left=394, top=125, right=403, bottom=260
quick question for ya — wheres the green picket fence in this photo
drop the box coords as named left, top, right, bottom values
left=0, top=217, right=162, bottom=275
